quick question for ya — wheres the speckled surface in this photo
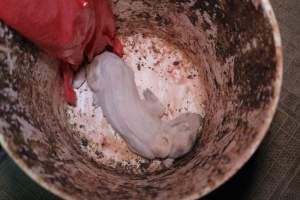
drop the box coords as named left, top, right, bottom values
left=0, top=0, right=283, bottom=200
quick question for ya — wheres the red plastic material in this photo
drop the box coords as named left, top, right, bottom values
left=0, top=0, right=123, bottom=106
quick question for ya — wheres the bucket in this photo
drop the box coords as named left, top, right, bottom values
left=0, top=0, right=282, bottom=199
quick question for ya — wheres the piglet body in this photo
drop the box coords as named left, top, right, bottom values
left=85, top=52, right=202, bottom=161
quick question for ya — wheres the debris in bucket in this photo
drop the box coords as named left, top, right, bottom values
left=74, top=51, right=203, bottom=166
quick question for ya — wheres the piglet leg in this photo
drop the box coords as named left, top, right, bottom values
left=142, top=89, right=164, bottom=118
left=163, top=158, right=174, bottom=168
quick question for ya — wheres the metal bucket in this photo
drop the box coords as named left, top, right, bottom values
left=0, top=0, right=282, bottom=199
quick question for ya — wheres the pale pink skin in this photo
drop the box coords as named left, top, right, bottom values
left=74, top=52, right=203, bottom=163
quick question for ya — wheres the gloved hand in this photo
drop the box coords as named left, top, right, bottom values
left=0, top=0, right=123, bottom=106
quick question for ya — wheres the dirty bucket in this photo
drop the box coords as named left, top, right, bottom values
left=0, top=0, right=282, bottom=199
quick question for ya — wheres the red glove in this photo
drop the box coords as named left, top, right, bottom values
left=0, top=0, right=123, bottom=106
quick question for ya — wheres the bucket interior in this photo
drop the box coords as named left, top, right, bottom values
left=0, top=0, right=281, bottom=199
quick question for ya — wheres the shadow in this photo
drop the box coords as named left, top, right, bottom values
left=202, top=151, right=260, bottom=200
left=0, top=145, right=6, bottom=164
left=0, top=156, right=61, bottom=200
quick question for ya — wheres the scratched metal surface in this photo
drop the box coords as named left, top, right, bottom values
left=0, top=0, right=299, bottom=200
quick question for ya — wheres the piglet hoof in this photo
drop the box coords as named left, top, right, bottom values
left=162, top=158, right=174, bottom=168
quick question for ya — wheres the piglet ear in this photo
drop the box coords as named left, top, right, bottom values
left=167, top=113, right=202, bottom=133
left=170, top=121, right=190, bottom=132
